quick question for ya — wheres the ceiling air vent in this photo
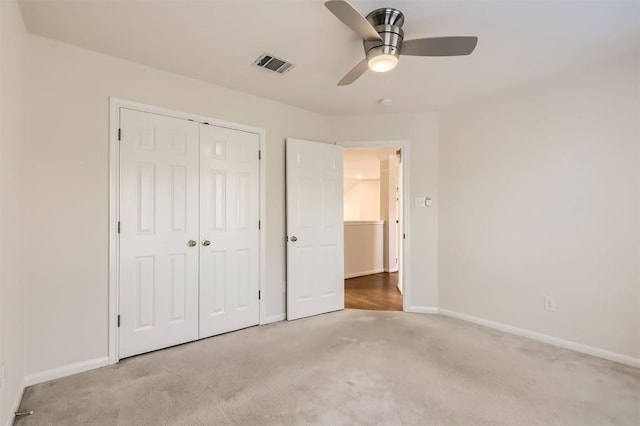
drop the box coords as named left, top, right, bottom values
left=254, top=53, right=295, bottom=74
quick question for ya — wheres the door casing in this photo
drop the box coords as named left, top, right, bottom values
left=108, top=97, right=266, bottom=364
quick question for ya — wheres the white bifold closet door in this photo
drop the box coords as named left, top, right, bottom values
left=199, top=124, right=260, bottom=338
left=119, top=109, right=200, bottom=358
left=286, top=138, right=344, bottom=321
left=119, top=109, right=260, bottom=359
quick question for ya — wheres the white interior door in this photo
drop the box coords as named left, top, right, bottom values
left=286, top=138, right=344, bottom=320
left=119, top=108, right=200, bottom=358
left=199, top=124, right=260, bottom=337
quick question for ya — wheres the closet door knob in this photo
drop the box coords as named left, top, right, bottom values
left=290, top=236, right=298, bottom=242
left=202, top=240, right=211, bottom=246
left=188, top=240, right=197, bottom=247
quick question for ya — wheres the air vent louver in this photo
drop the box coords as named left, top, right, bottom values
left=254, top=53, right=295, bottom=74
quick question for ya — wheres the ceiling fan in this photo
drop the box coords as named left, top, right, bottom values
left=325, top=0, right=478, bottom=86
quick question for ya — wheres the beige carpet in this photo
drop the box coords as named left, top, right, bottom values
left=15, top=310, right=640, bottom=426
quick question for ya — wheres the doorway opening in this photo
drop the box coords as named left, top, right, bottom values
left=343, top=146, right=404, bottom=311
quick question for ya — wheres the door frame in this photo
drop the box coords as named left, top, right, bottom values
left=337, top=140, right=411, bottom=312
left=108, top=97, right=267, bottom=364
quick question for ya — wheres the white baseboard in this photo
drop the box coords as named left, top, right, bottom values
left=24, top=356, right=109, bottom=387
left=345, top=269, right=384, bottom=279
left=4, top=380, right=25, bottom=426
left=263, top=313, right=286, bottom=324
left=438, top=309, right=640, bottom=369
left=405, top=306, right=439, bottom=314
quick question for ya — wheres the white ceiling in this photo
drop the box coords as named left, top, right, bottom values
left=18, top=0, right=640, bottom=115
left=344, top=147, right=398, bottom=179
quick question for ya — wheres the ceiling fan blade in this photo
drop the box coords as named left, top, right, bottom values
left=325, top=0, right=382, bottom=42
left=401, top=36, right=478, bottom=56
left=338, top=59, right=369, bottom=86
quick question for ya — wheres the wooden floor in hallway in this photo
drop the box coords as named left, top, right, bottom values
left=344, top=272, right=403, bottom=311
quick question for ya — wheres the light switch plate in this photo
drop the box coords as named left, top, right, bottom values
left=415, top=197, right=426, bottom=208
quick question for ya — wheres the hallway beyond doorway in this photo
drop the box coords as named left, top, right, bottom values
left=345, top=273, right=402, bottom=311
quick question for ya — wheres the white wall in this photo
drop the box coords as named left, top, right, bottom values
left=344, top=179, right=380, bottom=221
left=0, top=1, right=25, bottom=424
left=439, top=53, right=640, bottom=359
left=344, top=221, right=384, bottom=278
left=331, top=114, right=440, bottom=309
left=22, top=34, right=332, bottom=377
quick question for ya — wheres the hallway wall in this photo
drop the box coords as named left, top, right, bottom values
left=344, top=179, right=380, bottom=221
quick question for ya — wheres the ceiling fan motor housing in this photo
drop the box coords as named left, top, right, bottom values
left=363, top=8, right=405, bottom=62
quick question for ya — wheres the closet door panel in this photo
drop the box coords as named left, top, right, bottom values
left=119, top=108, right=200, bottom=358
left=199, top=125, right=260, bottom=338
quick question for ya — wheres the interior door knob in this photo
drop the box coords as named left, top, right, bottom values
left=202, top=240, right=211, bottom=246
left=188, top=240, right=197, bottom=247
left=290, top=236, right=298, bottom=242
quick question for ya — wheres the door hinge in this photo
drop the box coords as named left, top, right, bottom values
left=258, top=150, right=262, bottom=160
left=258, top=220, right=261, bottom=230
left=117, top=315, right=121, bottom=327
left=403, top=233, right=406, bottom=239
left=118, top=128, right=121, bottom=141
left=258, top=290, right=261, bottom=300
left=117, top=221, right=121, bottom=234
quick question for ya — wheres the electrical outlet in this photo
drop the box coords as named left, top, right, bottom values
left=544, top=296, right=556, bottom=312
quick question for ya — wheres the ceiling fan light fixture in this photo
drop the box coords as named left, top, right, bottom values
left=367, top=53, right=398, bottom=72
left=325, top=1, right=478, bottom=86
